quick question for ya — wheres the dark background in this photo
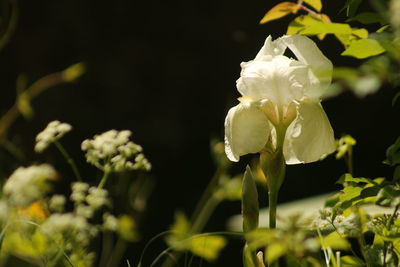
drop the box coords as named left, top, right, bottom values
left=0, top=0, right=399, bottom=266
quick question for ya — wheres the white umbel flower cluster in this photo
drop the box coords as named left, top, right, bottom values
left=35, top=120, right=72, bottom=153
left=3, top=164, right=57, bottom=206
left=81, top=129, right=151, bottom=172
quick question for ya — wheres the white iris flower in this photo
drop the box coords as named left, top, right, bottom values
left=225, top=35, right=335, bottom=164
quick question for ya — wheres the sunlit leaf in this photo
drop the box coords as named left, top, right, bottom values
left=337, top=173, right=372, bottom=185
left=242, top=166, right=259, bottom=233
left=347, top=12, right=383, bottom=24
left=341, top=39, right=386, bottom=59
left=321, top=232, right=351, bottom=250
left=339, top=186, right=363, bottom=202
left=260, top=2, right=299, bottom=24
left=303, top=0, right=322, bottom=12
left=376, top=185, right=400, bottom=207
left=300, top=23, right=352, bottom=35
left=266, top=242, right=287, bottom=264
left=351, top=28, right=368, bottom=39
left=340, top=255, right=365, bottom=266
left=377, top=25, right=390, bottom=33
left=335, top=135, right=357, bottom=160
left=189, top=235, right=227, bottom=261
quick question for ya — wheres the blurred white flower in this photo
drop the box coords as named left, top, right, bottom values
left=3, top=164, right=57, bottom=206
left=35, top=120, right=72, bottom=153
left=86, top=187, right=109, bottom=210
left=103, top=213, right=119, bottom=231
left=225, top=35, right=335, bottom=164
left=81, top=129, right=151, bottom=172
left=49, top=194, right=66, bottom=212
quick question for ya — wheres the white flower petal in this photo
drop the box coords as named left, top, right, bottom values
left=279, top=35, right=333, bottom=98
left=254, top=35, right=286, bottom=60
left=283, top=101, right=335, bottom=164
left=237, top=56, right=308, bottom=104
left=224, top=101, right=271, bottom=162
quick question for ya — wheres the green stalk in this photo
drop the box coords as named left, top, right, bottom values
left=98, top=171, right=110, bottom=189
left=54, top=140, right=82, bottom=181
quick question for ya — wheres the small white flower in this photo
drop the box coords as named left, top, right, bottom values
left=224, top=35, right=335, bottom=164
left=70, top=182, right=90, bottom=203
left=35, top=120, right=72, bottom=153
left=81, top=129, right=151, bottom=172
left=3, top=164, right=57, bottom=206
left=103, top=213, right=119, bottom=231
left=86, top=187, right=109, bottom=210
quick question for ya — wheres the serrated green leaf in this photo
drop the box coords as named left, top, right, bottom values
left=189, top=235, right=227, bottom=262
left=339, top=186, right=362, bottom=203
left=266, top=242, right=288, bottom=264
left=260, top=2, right=299, bottom=24
left=341, top=39, right=386, bottom=59
left=341, top=255, right=365, bottom=266
left=242, top=166, right=259, bottom=233
left=303, top=0, right=322, bottom=12
left=321, top=232, right=351, bottom=250
left=347, top=12, right=383, bottom=24
left=300, top=23, right=352, bottom=35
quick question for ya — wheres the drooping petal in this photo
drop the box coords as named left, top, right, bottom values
left=237, top=56, right=308, bottom=105
left=283, top=101, right=335, bottom=164
left=279, top=35, right=333, bottom=98
left=224, top=100, right=271, bottom=162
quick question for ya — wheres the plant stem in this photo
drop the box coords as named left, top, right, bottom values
left=54, top=140, right=82, bottom=181
left=268, top=189, right=278, bottom=229
left=98, top=171, right=110, bottom=188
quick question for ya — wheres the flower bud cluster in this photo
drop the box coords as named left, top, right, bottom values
left=35, top=120, right=72, bottom=153
left=81, top=129, right=151, bottom=172
left=3, top=164, right=57, bottom=206
left=49, top=194, right=66, bottom=212
left=312, top=209, right=360, bottom=237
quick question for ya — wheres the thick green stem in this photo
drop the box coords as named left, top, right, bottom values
left=54, top=140, right=82, bottom=181
left=268, top=190, right=278, bottom=229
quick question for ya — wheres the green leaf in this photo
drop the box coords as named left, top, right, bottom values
left=347, top=12, right=383, bottom=24
left=189, top=235, right=227, bottom=262
left=242, top=166, right=259, bottom=233
left=303, top=0, right=322, bottom=12
left=300, top=23, right=352, bottom=35
left=384, top=137, right=400, bottom=166
left=341, top=255, right=365, bottom=266
left=266, top=242, right=288, bottom=264
left=287, top=15, right=321, bottom=35
left=260, top=2, right=299, bottom=24
left=165, top=211, right=191, bottom=249
left=321, top=232, right=351, bottom=250
left=339, top=186, right=363, bottom=202
left=337, top=173, right=373, bottom=185
left=376, top=185, right=400, bottom=207
left=344, top=0, right=362, bottom=17
left=341, top=39, right=386, bottom=59
left=350, top=28, right=368, bottom=39
left=392, top=92, right=400, bottom=106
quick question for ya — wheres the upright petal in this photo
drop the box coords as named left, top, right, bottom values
left=225, top=100, right=271, bottom=162
left=254, top=35, right=286, bottom=61
left=279, top=35, right=333, bottom=98
left=237, top=56, right=308, bottom=105
left=283, top=101, right=335, bottom=164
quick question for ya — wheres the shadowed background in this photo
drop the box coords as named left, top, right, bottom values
left=0, top=0, right=399, bottom=265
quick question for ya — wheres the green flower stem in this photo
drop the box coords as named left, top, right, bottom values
left=54, top=140, right=82, bottom=181
left=98, top=170, right=110, bottom=189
